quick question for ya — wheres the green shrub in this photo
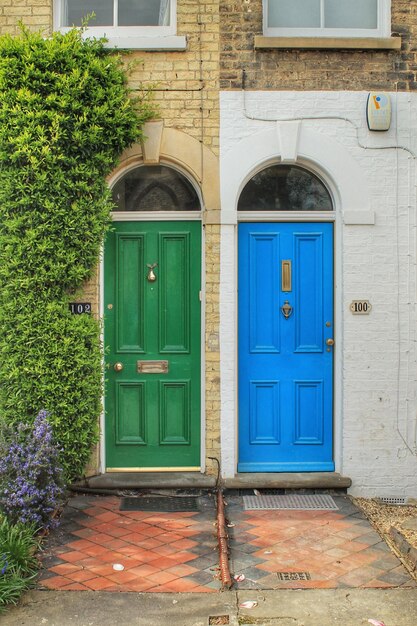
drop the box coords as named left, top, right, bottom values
left=0, top=27, right=155, bottom=480
left=0, top=516, right=39, bottom=613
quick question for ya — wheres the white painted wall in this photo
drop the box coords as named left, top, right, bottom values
left=220, top=90, right=417, bottom=497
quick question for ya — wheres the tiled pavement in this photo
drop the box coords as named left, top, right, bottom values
left=226, top=495, right=417, bottom=590
left=39, top=493, right=416, bottom=594
left=39, top=494, right=221, bottom=593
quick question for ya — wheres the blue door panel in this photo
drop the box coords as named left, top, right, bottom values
left=250, top=381, right=280, bottom=444
left=294, top=233, right=323, bottom=352
left=249, top=233, right=281, bottom=353
left=238, top=222, right=334, bottom=472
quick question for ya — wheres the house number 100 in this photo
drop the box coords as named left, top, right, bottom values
left=350, top=300, right=372, bottom=315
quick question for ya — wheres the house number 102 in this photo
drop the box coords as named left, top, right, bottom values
left=350, top=300, right=372, bottom=315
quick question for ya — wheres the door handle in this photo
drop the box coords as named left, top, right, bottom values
left=114, top=362, right=124, bottom=372
left=326, top=338, right=335, bottom=346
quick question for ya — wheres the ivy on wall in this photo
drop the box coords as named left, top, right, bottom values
left=0, top=27, right=155, bottom=481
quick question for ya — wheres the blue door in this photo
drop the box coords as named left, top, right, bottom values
left=238, top=222, right=334, bottom=472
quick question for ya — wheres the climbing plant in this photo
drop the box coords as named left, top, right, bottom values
left=0, top=27, right=155, bottom=481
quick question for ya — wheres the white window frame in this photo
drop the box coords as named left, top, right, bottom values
left=54, top=0, right=186, bottom=50
left=263, top=0, right=391, bottom=38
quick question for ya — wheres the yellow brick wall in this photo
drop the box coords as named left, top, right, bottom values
left=4, top=1, right=221, bottom=476
left=0, top=0, right=52, bottom=34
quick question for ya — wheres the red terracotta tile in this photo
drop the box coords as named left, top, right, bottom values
left=104, top=526, right=135, bottom=538
left=159, top=578, right=200, bottom=592
left=66, top=570, right=97, bottom=583
left=166, top=551, right=197, bottom=564
left=146, top=570, right=180, bottom=584
left=100, top=538, right=129, bottom=550
left=66, top=539, right=96, bottom=551
left=88, top=533, right=115, bottom=545
left=50, top=563, right=81, bottom=576
left=96, top=511, right=121, bottom=522
left=82, top=544, right=111, bottom=557
left=41, top=576, right=72, bottom=589
left=147, top=556, right=178, bottom=570
left=124, top=550, right=161, bottom=564
left=152, top=544, right=179, bottom=557
left=154, top=532, right=184, bottom=544
left=59, top=583, right=90, bottom=591
left=75, top=556, right=102, bottom=569
left=83, top=577, right=116, bottom=591
left=124, top=579, right=155, bottom=592
left=106, top=570, right=139, bottom=584
left=71, top=528, right=96, bottom=539
left=91, top=523, right=117, bottom=534
left=128, top=563, right=161, bottom=577
left=139, top=526, right=169, bottom=538
left=165, top=564, right=199, bottom=578
left=170, top=539, right=197, bottom=550
left=115, top=545, right=144, bottom=556
left=87, top=563, right=115, bottom=577
left=115, top=556, right=151, bottom=570
left=123, top=532, right=153, bottom=544
left=60, top=551, right=87, bottom=563
left=135, top=538, right=164, bottom=549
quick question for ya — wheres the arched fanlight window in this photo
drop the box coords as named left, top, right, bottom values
left=237, top=164, right=333, bottom=211
left=112, top=165, right=201, bottom=211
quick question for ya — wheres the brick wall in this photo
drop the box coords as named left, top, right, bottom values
left=220, top=0, right=417, bottom=91
left=0, top=0, right=52, bottom=34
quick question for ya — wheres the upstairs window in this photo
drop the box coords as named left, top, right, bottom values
left=264, top=0, right=391, bottom=38
left=54, top=0, right=185, bottom=49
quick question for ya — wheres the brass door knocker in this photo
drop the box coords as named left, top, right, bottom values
left=281, top=300, right=293, bottom=319
left=147, top=263, right=158, bottom=282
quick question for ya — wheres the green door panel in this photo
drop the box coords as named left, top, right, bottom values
left=104, top=221, right=201, bottom=469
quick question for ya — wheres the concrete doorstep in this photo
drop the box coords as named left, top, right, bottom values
left=3, top=588, right=417, bottom=626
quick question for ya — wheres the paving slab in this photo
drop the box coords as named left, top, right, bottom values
left=237, top=588, right=417, bottom=626
left=4, top=588, right=417, bottom=626
left=1, top=590, right=239, bottom=626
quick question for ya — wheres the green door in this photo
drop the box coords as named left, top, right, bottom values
left=104, top=221, right=201, bottom=470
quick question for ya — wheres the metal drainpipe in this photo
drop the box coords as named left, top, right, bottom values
left=216, top=488, right=233, bottom=589
left=209, top=457, right=232, bottom=589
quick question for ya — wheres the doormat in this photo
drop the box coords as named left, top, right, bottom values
left=120, top=496, right=199, bottom=512
left=243, top=494, right=338, bottom=511
left=277, top=572, right=311, bottom=581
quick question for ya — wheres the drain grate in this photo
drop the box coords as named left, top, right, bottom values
left=243, top=494, right=338, bottom=511
left=120, top=496, right=199, bottom=512
left=277, top=572, right=311, bottom=581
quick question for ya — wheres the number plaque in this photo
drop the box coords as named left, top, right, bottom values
left=69, top=302, right=92, bottom=315
left=350, top=300, right=372, bottom=315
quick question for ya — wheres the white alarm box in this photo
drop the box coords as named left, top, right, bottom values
left=367, top=92, right=391, bottom=131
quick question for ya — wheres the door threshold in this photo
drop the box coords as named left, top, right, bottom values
left=106, top=467, right=201, bottom=473
left=224, top=472, right=351, bottom=491
left=75, top=472, right=216, bottom=490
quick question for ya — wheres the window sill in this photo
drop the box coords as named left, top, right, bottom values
left=254, top=36, right=401, bottom=50
left=103, top=35, right=187, bottom=50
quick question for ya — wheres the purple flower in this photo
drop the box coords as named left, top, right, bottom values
left=0, top=411, right=64, bottom=530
